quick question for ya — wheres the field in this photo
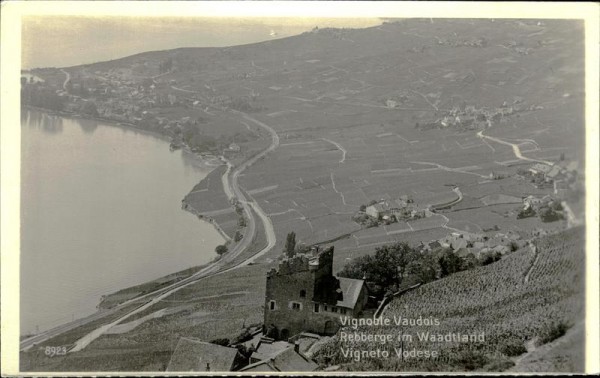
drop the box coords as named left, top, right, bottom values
left=20, top=264, right=270, bottom=371
left=314, top=226, right=585, bottom=372
left=33, top=18, right=585, bottom=269
left=20, top=18, right=587, bottom=372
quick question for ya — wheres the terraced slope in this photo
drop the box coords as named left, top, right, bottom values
left=315, top=226, right=585, bottom=372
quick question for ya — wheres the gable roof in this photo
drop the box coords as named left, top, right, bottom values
left=530, top=163, right=552, bottom=173
left=336, top=277, right=365, bottom=309
left=242, top=347, right=318, bottom=372
left=251, top=340, right=293, bottom=361
left=166, top=337, right=239, bottom=372
left=547, top=165, right=562, bottom=178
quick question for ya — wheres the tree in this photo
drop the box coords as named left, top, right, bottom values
left=407, top=253, right=439, bottom=284
left=80, top=101, right=98, bottom=117
left=388, top=242, right=418, bottom=285
left=234, top=230, right=243, bottom=242
left=338, top=242, right=417, bottom=289
left=284, top=231, right=296, bottom=258
left=338, top=255, right=373, bottom=280
left=539, top=206, right=563, bottom=223
left=438, top=248, right=463, bottom=278
left=517, top=206, right=536, bottom=219
left=359, top=204, right=367, bottom=212
left=294, top=242, right=309, bottom=255
left=215, top=245, right=228, bottom=255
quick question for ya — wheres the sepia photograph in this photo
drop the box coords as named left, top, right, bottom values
left=1, top=1, right=599, bottom=375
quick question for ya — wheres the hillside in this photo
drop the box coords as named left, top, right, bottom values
left=28, top=19, right=585, bottom=261
left=20, top=18, right=586, bottom=372
left=315, top=226, right=585, bottom=372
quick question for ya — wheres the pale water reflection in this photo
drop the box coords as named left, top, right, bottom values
left=20, top=110, right=224, bottom=335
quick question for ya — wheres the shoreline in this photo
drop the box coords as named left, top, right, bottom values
left=181, top=200, right=233, bottom=242
left=21, top=106, right=231, bottom=337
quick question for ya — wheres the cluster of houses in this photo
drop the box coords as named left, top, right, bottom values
left=417, top=229, right=526, bottom=259
left=434, top=36, right=488, bottom=48
left=167, top=246, right=368, bottom=372
left=415, top=96, right=550, bottom=132
left=166, top=333, right=320, bottom=372
left=36, top=65, right=254, bottom=155
left=435, top=100, right=529, bottom=130
left=363, top=195, right=432, bottom=224
left=525, top=160, right=579, bottom=195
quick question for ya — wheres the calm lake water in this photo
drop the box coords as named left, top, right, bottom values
left=20, top=110, right=224, bottom=335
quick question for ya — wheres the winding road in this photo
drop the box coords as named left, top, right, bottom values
left=477, top=130, right=553, bottom=165
left=21, top=110, right=279, bottom=353
left=60, top=69, right=70, bottom=90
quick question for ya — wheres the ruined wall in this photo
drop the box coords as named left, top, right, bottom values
left=263, top=248, right=342, bottom=339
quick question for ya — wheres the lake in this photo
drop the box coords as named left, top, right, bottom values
left=20, top=110, right=224, bottom=335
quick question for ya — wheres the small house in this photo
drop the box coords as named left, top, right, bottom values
left=529, top=163, right=552, bottom=176
left=366, top=202, right=396, bottom=219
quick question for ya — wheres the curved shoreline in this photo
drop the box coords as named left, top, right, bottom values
left=181, top=200, right=232, bottom=242
left=20, top=108, right=225, bottom=341
left=20, top=108, right=279, bottom=350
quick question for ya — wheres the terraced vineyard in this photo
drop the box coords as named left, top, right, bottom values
left=315, top=226, right=585, bottom=372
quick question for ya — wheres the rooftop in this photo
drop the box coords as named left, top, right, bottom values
left=243, top=346, right=318, bottom=372
left=336, top=277, right=365, bottom=309
left=251, top=339, right=293, bottom=362
left=166, top=337, right=239, bottom=372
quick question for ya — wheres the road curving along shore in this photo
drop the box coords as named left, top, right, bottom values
left=20, top=110, right=279, bottom=353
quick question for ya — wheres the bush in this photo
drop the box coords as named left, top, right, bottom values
left=215, top=244, right=228, bottom=255
left=499, top=339, right=527, bottom=356
left=537, top=321, right=569, bottom=345
left=482, top=356, right=515, bottom=371
left=453, top=349, right=488, bottom=371
left=539, top=206, right=563, bottom=223
left=210, top=338, right=230, bottom=346
left=517, top=207, right=536, bottom=219
left=481, top=251, right=502, bottom=266
left=234, top=230, right=243, bottom=242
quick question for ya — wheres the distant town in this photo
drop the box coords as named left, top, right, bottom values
left=19, top=17, right=587, bottom=373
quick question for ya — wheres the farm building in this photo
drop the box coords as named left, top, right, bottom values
left=546, top=165, right=562, bottom=180
left=366, top=202, right=398, bottom=219
left=554, top=180, right=570, bottom=199
left=263, top=246, right=368, bottom=340
left=529, top=163, right=552, bottom=176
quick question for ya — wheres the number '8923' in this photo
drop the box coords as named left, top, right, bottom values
left=44, top=346, right=67, bottom=357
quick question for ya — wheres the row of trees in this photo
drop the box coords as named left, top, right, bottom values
left=337, top=241, right=505, bottom=298
left=278, top=230, right=510, bottom=298
left=283, top=231, right=311, bottom=258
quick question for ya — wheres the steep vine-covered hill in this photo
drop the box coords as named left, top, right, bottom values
left=316, top=226, right=585, bottom=372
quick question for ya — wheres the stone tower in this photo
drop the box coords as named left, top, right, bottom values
left=263, top=246, right=351, bottom=340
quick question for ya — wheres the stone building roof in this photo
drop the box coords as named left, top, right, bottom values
left=166, top=337, right=240, bottom=372
left=250, top=339, right=293, bottom=361
left=242, top=346, right=318, bottom=372
left=336, top=277, right=365, bottom=309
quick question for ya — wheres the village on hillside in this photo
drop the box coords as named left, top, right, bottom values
left=16, top=15, right=589, bottom=374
